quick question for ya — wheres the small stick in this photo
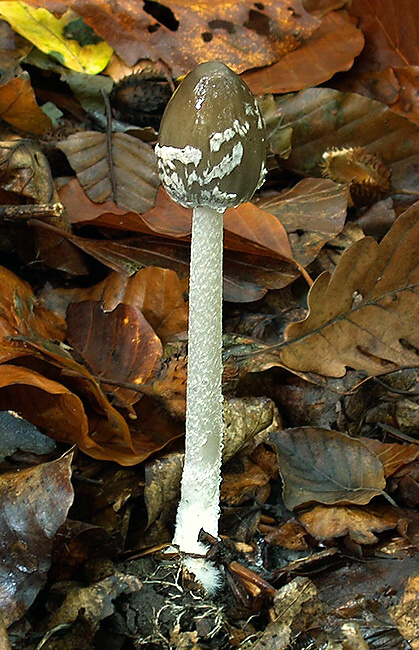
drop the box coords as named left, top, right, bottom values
left=0, top=202, right=64, bottom=222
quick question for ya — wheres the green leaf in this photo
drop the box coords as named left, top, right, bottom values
left=0, top=2, right=113, bottom=74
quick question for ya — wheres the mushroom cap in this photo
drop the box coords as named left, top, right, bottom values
left=155, top=61, right=267, bottom=211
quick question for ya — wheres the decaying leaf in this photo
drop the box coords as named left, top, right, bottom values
left=0, top=72, right=51, bottom=134
left=0, top=451, right=74, bottom=626
left=280, top=203, right=419, bottom=377
left=275, top=87, right=419, bottom=194
left=58, top=267, right=188, bottom=343
left=0, top=410, right=56, bottom=459
left=298, top=503, right=400, bottom=544
left=44, top=0, right=322, bottom=75
left=257, top=178, right=349, bottom=267
left=361, top=438, right=419, bottom=478
left=0, top=3, right=113, bottom=74
left=0, top=264, right=65, bottom=363
left=270, top=427, right=386, bottom=510
left=389, top=571, right=419, bottom=649
left=45, top=572, right=142, bottom=630
left=66, top=300, right=163, bottom=411
left=58, top=131, right=159, bottom=213
left=243, top=10, right=364, bottom=94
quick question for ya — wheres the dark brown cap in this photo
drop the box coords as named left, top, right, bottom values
left=155, top=62, right=267, bottom=211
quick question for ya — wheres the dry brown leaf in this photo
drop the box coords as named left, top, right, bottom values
left=0, top=452, right=73, bottom=626
left=46, top=0, right=321, bottom=76
left=243, top=11, right=364, bottom=94
left=336, top=65, right=419, bottom=126
left=0, top=137, right=89, bottom=275
left=334, top=0, right=419, bottom=122
left=66, top=300, right=162, bottom=411
left=270, top=427, right=386, bottom=510
left=350, top=0, right=418, bottom=69
left=0, top=71, right=51, bottom=134
left=224, top=202, right=295, bottom=261
left=59, top=181, right=193, bottom=237
left=58, top=131, right=159, bottom=213
left=299, top=503, right=400, bottom=544
left=361, top=439, right=419, bottom=478
left=280, top=202, right=419, bottom=377
left=0, top=265, right=65, bottom=363
left=74, top=267, right=188, bottom=343
left=257, top=178, right=348, bottom=267
left=275, top=87, right=419, bottom=194
left=389, top=571, right=419, bottom=650
left=221, top=456, right=271, bottom=506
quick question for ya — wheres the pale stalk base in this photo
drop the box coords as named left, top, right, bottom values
left=173, top=206, right=224, bottom=562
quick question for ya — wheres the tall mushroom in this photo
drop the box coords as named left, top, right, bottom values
left=155, top=62, right=266, bottom=590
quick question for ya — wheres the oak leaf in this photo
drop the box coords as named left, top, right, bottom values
left=281, top=203, right=419, bottom=377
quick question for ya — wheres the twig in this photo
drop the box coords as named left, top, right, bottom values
left=101, top=87, right=117, bottom=202
left=0, top=202, right=64, bottom=222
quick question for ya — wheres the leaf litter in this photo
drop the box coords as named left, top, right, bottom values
left=0, top=0, right=418, bottom=648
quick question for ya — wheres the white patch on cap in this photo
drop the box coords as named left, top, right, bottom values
left=194, top=76, right=210, bottom=110
left=155, top=143, right=203, bottom=169
left=203, top=142, right=244, bottom=182
left=209, top=120, right=250, bottom=152
left=245, top=102, right=255, bottom=116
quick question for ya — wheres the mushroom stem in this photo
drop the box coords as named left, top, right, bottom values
left=172, top=205, right=224, bottom=555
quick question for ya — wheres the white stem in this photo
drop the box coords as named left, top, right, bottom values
left=172, top=205, right=224, bottom=555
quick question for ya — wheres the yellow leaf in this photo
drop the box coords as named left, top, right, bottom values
left=0, top=2, right=113, bottom=74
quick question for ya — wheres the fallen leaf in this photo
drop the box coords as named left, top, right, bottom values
left=350, top=0, right=418, bottom=70
left=335, top=65, right=419, bottom=126
left=59, top=182, right=192, bottom=237
left=0, top=410, right=56, bottom=459
left=63, top=267, right=188, bottom=343
left=221, top=456, right=271, bottom=505
left=256, top=178, right=349, bottom=267
left=243, top=11, right=364, bottom=94
left=0, top=451, right=74, bottom=626
left=0, top=3, right=113, bottom=73
left=224, top=202, right=295, bottom=261
left=361, top=439, right=419, bottom=478
left=58, top=131, right=159, bottom=213
left=46, top=572, right=142, bottom=630
left=299, top=503, right=399, bottom=544
left=66, top=300, right=163, bottom=411
left=66, top=233, right=298, bottom=302
left=389, top=571, right=419, bottom=649
left=280, top=202, right=419, bottom=376
left=45, top=0, right=321, bottom=76
left=0, top=264, right=65, bottom=363
left=270, top=427, right=386, bottom=510
left=275, top=87, right=419, bottom=194
left=262, top=519, right=309, bottom=550
left=0, top=71, right=51, bottom=134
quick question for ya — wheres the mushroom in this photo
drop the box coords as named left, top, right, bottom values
left=155, top=62, right=266, bottom=591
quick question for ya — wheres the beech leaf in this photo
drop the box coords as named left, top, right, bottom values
left=58, top=131, right=159, bottom=213
left=298, top=504, right=399, bottom=544
left=0, top=452, right=74, bottom=626
left=66, top=300, right=163, bottom=411
left=281, top=203, right=419, bottom=377
left=275, top=87, right=419, bottom=194
left=243, top=10, right=364, bottom=94
left=270, top=427, right=386, bottom=510
left=0, top=72, right=51, bottom=134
